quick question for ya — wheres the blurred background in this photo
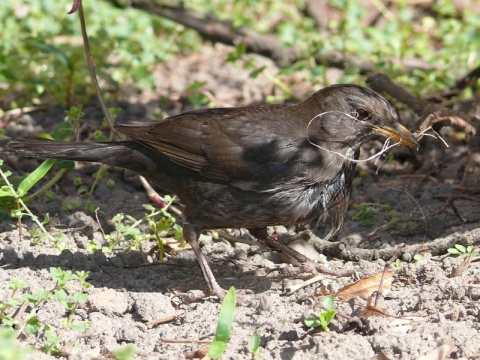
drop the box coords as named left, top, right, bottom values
left=1, top=0, right=479, bottom=114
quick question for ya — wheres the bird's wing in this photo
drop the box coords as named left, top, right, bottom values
left=115, top=106, right=307, bottom=187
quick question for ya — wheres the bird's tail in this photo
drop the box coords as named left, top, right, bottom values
left=6, top=138, right=130, bottom=164
left=3, top=138, right=161, bottom=176
left=4, top=137, right=192, bottom=193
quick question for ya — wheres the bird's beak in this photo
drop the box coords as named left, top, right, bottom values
left=371, top=123, right=419, bottom=149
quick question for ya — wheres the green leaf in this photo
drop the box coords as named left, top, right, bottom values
left=72, top=292, right=88, bottom=305
left=1, top=316, right=16, bottom=327
left=70, top=321, right=87, bottom=333
left=54, top=289, right=67, bottom=303
left=55, top=160, right=75, bottom=170
left=24, top=316, right=41, bottom=336
left=304, top=317, right=321, bottom=328
left=142, top=204, right=155, bottom=212
left=0, top=327, right=19, bottom=340
left=9, top=278, right=28, bottom=291
left=455, top=244, right=466, bottom=253
left=23, top=289, right=50, bottom=306
left=277, top=22, right=297, bottom=45
left=113, top=344, right=136, bottom=360
left=322, top=295, right=335, bottom=311
left=86, top=241, right=101, bottom=251
left=52, top=122, right=74, bottom=141
left=447, top=248, right=461, bottom=255
left=49, top=267, right=62, bottom=280
left=214, top=287, right=236, bottom=343
left=0, top=328, right=34, bottom=359
left=7, top=298, right=22, bottom=308
left=0, top=134, right=11, bottom=142
left=323, top=309, right=337, bottom=325
left=249, top=65, right=266, bottom=78
left=208, top=340, right=227, bottom=359
left=0, top=184, right=16, bottom=198
left=208, top=287, right=236, bottom=359
left=18, top=159, right=55, bottom=195
left=226, top=43, right=246, bottom=62
left=413, top=254, right=424, bottom=262
left=319, top=310, right=336, bottom=332
left=249, top=332, right=261, bottom=356
left=24, top=39, right=71, bottom=67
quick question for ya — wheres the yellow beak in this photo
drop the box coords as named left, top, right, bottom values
left=371, top=123, right=419, bottom=149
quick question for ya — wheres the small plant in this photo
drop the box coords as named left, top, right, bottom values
left=349, top=202, right=390, bottom=226
left=0, top=268, right=92, bottom=355
left=112, top=344, right=136, bottom=360
left=304, top=295, right=337, bottom=332
left=447, top=244, right=477, bottom=258
left=413, top=254, right=424, bottom=262
left=391, top=258, right=403, bottom=269
left=0, top=159, right=55, bottom=241
left=208, top=287, right=237, bottom=359
left=186, top=80, right=212, bottom=108
left=0, top=327, right=35, bottom=360
left=249, top=332, right=261, bottom=359
left=100, top=198, right=183, bottom=260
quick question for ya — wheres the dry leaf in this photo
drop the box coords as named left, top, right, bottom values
left=184, top=347, right=208, bottom=359
left=335, top=270, right=393, bottom=301
left=361, top=295, right=391, bottom=317
left=362, top=305, right=387, bottom=318
left=388, top=316, right=426, bottom=335
left=371, top=350, right=390, bottom=360
left=416, top=113, right=476, bottom=138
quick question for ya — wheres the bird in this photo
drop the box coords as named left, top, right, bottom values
left=5, top=84, right=418, bottom=298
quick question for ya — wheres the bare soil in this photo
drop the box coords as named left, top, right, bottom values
left=1, top=44, right=480, bottom=359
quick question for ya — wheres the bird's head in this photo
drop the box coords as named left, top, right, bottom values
left=306, top=84, right=418, bottom=153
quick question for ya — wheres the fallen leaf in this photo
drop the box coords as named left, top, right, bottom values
left=335, top=270, right=393, bottom=301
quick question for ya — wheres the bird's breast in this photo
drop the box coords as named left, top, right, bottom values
left=266, top=168, right=347, bottom=226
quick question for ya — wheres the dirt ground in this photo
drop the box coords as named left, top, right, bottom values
left=1, top=44, right=480, bottom=359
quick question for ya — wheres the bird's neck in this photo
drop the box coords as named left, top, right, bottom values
left=294, top=97, right=328, bottom=125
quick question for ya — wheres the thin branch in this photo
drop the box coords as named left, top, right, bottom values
left=77, top=1, right=118, bottom=137
left=366, top=73, right=477, bottom=137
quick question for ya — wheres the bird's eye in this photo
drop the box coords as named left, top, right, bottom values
left=354, top=108, right=370, bottom=121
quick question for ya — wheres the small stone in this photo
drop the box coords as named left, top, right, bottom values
left=131, top=293, right=175, bottom=322
left=88, top=289, right=129, bottom=315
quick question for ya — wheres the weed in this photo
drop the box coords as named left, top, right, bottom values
left=100, top=198, right=183, bottom=260
left=249, top=332, right=261, bottom=359
left=208, top=287, right=237, bottom=359
left=304, top=295, right=337, bottom=332
left=391, top=258, right=402, bottom=269
left=447, top=244, right=477, bottom=258
left=349, top=202, right=390, bottom=226
left=0, top=268, right=91, bottom=356
left=0, top=159, right=55, bottom=241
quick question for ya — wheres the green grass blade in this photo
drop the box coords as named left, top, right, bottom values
left=208, top=287, right=237, bottom=359
left=18, top=159, right=55, bottom=195
left=214, top=287, right=236, bottom=343
left=249, top=332, right=260, bottom=356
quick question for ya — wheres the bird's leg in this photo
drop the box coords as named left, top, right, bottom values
left=183, top=224, right=227, bottom=299
left=248, top=228, right=337, bottom=276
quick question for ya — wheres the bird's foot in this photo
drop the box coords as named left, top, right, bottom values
left=280, top=257, right=352, bottom=277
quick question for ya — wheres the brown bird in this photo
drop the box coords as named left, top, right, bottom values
left=5, top=84, right=418, bottom=298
